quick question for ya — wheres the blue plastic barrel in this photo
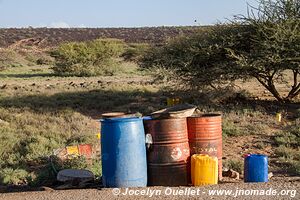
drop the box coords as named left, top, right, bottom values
left=101, top=117, right=147, bottom=187
left=244, top=154, right=268, bottom=182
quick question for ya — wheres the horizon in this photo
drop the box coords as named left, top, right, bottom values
left=0, top=0, right=258, bottom=28
left=0, top=25, right=209, bottom=29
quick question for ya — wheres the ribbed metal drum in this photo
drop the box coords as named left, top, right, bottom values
left=144, top=118, right=190, bottom=186
left=101, top=117, right=147, bottom=188
left=187, top=114, right=223, bottom=178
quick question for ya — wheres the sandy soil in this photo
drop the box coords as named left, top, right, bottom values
left=0, top=177, right=299, bottom=200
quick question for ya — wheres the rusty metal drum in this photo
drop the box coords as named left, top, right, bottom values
left=187, top=114, right=223, bottom=178
left=144, top=118, right=190, bottom=186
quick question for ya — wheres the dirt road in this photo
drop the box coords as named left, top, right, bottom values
left=1, top=177, right=299, bottom=200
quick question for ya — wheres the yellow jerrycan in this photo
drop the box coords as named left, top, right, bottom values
left=191, top=154, right=218, bottom=186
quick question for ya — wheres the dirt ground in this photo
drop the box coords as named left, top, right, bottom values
left=0, top=177, right=299, bottom=200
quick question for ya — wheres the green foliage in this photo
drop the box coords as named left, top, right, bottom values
left=274, top=125, right=300, bottom=147
left=36, top=55, right=54, bottom=65
left=226, top=0, right=300, bottom=101
left=140, top=0, right=300, bottom=101
left=275, top=145, right=300, bottom=159
left=0, top=107, right=97, bottom=185
left=122, top=43, right=150, bottom=62
left=140, top=26, right=248, bottom=89
left=290, top=161, right=300, bottom=175
left=30, top=156, right=101, bottom=186
left=274, top=123, right=300, bottom=175
left=0, top=49, right=26, bottom=69
left=224, top=159, right=244, bottom=174
left=51, top=39, right=125, bottom=76
left=222, top=119, right=242, bottom=137
left=0, top=168, right=30, bottom=185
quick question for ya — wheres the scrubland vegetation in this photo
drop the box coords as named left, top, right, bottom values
left=0, top=0, right=299, bottom=187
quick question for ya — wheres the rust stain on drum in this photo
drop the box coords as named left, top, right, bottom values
left=144, top=118, right=190, bottom=186
left=187, top=114, right=223, bottom=179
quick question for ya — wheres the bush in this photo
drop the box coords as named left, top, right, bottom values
left=140, top=0, right=300, bottom=102
left=122, top=43, right=150, bottom=62
left=36, top=55, right=54, bottom=65
left=140, top=27, right=246, bottom=89
left=0, top=168, right=29, bottom=185
left=0, top=108, right=97, bottom=185
left=274, top=125, right=300, bottom=148
left=274, top=123, right=300, bottom=175
left=0, top=49, right=26, bottom=69
left=222, top=119, right=242, bottom=137
left=51, top=39, right=125, bottom=76
left=224, top=159, right=243, bottom=174
left=290, top=161, right=300, bottom=175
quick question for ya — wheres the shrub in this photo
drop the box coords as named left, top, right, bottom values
left=290, top=161, right=300, bottom=175
left=274, top=125, right=300, bottom=147
left=0, top=168, right=29, bottom=185
left=224, top=159, right=244, bottom=174
left=36, top=55, right=54, bottom=65
left=122, top=43, right=150, bottom=62
left=274, top=123, right=300, bottom=175
left=0, top=107, right=97, bottom=185
left=140, top=27, right=243, bottom=89
left=51, top=39, right=125, bottom=76
left=140, top=0, right=300, bottom=102
left=222, top=119, right=242, bottom=137
left=0, top=49, right=26, bottom=69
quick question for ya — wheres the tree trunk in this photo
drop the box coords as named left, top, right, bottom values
left=255, top=76, right=284, bottom=102
left=285, top=70, right=300, bottom=101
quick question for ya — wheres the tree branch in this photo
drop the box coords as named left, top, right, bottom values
left=286, top=70, right=300, bottom=100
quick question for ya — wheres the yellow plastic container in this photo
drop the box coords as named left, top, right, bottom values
left=66, top=145, right=79, bottom=156
left=276, top=113, right=282, bottom=123
left=96, top=133, right=101, bottom=140
left=191, top=154, right=218, bottom=186
left=167, top=98, right=181, bottom=106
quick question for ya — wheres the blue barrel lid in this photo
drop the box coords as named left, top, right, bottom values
left=246, top=154, right=268, bottom=158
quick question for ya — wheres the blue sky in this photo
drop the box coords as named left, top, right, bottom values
left=0, top=0, right=258, bottom=28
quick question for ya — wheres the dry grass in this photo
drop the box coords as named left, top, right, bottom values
left=0, top=59, right=299, bottom=185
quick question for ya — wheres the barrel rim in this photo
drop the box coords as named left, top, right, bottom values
left=144, top=118, right=187, bottom=123
left=245, top=154, right=268, bottom=158
left=188, top=113, right=221, bottom=118
left=100, top=117, right=142, bottom=122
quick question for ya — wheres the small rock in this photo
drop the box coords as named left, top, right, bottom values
left=0, top=84, right=7, bottom=89
left=268, top=172, right=273, bottom=179
left=223, top=169, right=240, bottom=180
left=57, top=169, right=94, bottom=183
left=40, top=186, right=55, bottom=192
left=222, top=167, right=229, bottom=172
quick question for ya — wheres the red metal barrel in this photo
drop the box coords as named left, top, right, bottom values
left=144, top=118, right=190, bottom=186
left=187, top=114, right=223, bottom=179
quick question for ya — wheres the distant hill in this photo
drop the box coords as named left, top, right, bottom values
left=0, top=27, right=204, bottom=48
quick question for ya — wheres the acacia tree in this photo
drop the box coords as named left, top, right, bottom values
left=227, top=0, right=300, bottom=102
left=141, top=0, right=299, bottom=102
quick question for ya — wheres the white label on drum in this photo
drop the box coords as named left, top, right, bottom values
left=171, top=147, right=182, bottom=160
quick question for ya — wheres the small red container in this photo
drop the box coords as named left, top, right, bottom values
left=78, top=144, right=93, bottom=158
